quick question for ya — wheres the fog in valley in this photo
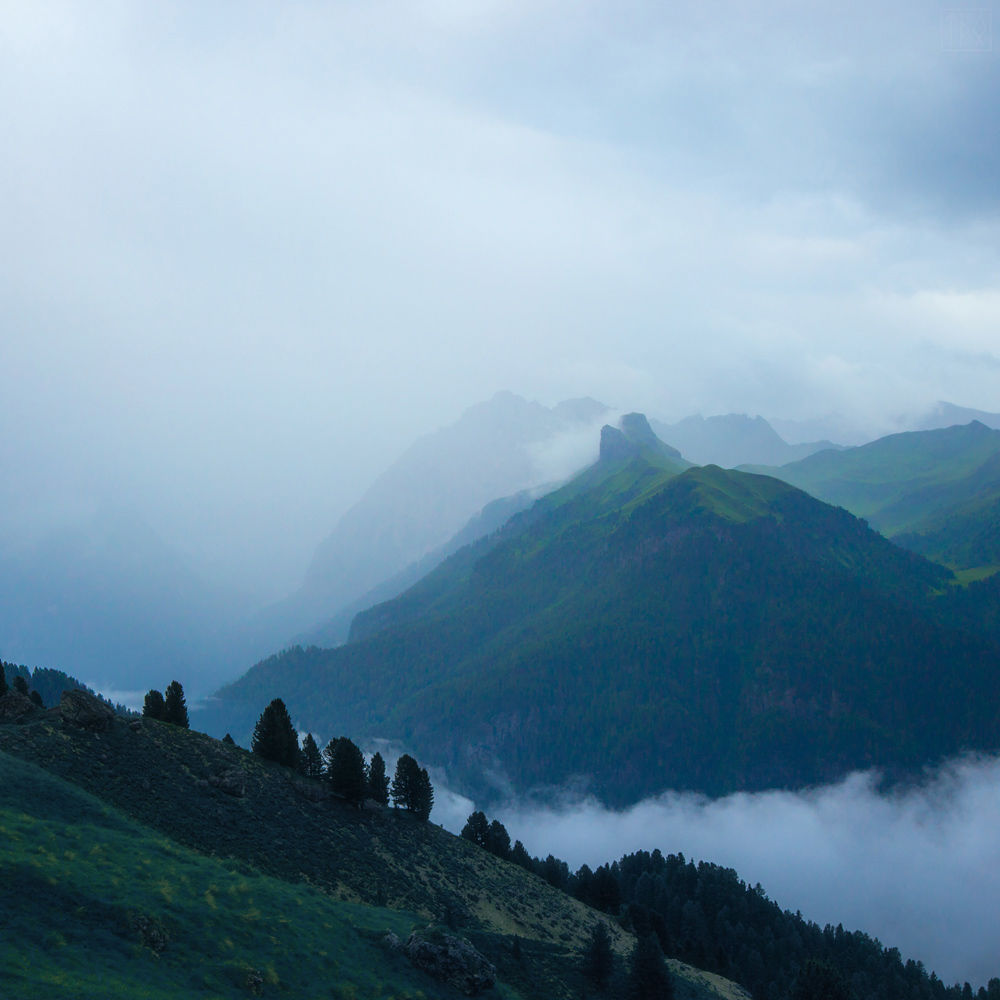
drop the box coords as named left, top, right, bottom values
left=431, top=755, right=1000, bottom=988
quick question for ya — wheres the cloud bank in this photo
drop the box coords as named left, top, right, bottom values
left=481, top=756, right=1000, bottom=987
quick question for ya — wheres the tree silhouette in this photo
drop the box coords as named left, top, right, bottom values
left=143, top=689, right=166, bottom=720
left=391, top=754, right=434, bottom=819
left=251, top=698, right=299, bottom=768
left=367, top=751, right=390, bottom=806
left=791, top=960, right=851, bottom=1000
left=324, top=737, right=367, bottom=806
left=487, top=819, right=511, bottom=859
left=627, top=933, right=672, bottom=1000
left=462, top=811, right=490, bottom=847
left=582, top=922, right=615, bottom=990
left=13, top=675, right=29, bottom=697
left=0, top=664, right=8, bottom=698
left=163, top=680, right=189, bottom=728
left=301, top=732, right=323, bottom=779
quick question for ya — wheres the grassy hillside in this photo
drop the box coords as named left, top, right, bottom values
left=205, top=454, right=1000, bottom=805
left=744, top=422, right=1000, bottom=572
left=0, top=711, right=746, bottom=1000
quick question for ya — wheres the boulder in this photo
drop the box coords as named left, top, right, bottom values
left=405, top=927, right=496, bottom=995
left=59, top=688, right=116, bottom=732
left=208, top=768, right=247, bottom=798
left=0, top=691, right=36, bottom=723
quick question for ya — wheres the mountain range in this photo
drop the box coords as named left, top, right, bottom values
left=744, top=421, right=1000, bottom=574
left=204, top=414, right=1000, bottom=805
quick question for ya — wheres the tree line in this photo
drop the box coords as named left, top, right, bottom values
left=249, top=697, right=434, bottom=820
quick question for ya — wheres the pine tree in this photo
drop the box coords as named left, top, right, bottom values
left=251, top=698, right=300, bottom=768
left=511, top=840, right=533, bottom=870
left=487, top=819, right=511, bottom=859
left=324, top=737, right=367, bottom=806
left=791, top=960, right=851, bottom=1000
left=413, top=766, right=434, bottom=821
left=301, top=733, right=323, bottom=779
left=627, top=934, right=672, bottom=1000
left=582, top=922, right=615, bottom=990
left=143, top=689, right=166, bottom=720
left=163, top=680, right=189, bottom=728
left=223, top=733, right=236, bottom=746
left=367, top=751, right=390, bottom=805
left=0, top=663, right=8, bottom=698
left=29, top=690, right=44, bottom=708
left=462, top=811, right=490, bottom=847
left=390, top=754, right=433, bottom=818
left=13, top=675, right=29, bottom=697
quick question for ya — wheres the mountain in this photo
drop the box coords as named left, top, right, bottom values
left=300, top=488, right=542, bottom=649
left=0, top=506, right=244, bottom=694
left=916, top=401, right=1000, bottom=432
left=744, top=422, right=1000, bottom=573
left=242, top=392, right=609, bottom=657
left=649, top=414, right=841, bottom=468
left=204, top=415, right=1000, bottom=806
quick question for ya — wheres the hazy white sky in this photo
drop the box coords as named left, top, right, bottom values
left=2, top=0, right=998, bottom=588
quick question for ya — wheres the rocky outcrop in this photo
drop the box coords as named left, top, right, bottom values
left=0, top=691, right=36, bottom=723
left=207, top=768, right=247, bottom=798
left=59, top=688, right=116, bottom=732
left=404, top=927, right=496, bottom=995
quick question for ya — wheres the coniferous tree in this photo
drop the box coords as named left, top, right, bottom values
left=163, top=680, right=189, bottom=728
left=143, top=689, right=166, bottom=720
left=582, top=922, right=615, bottom=990
left=487, top=819, right=511, bottom=859
left=251, top=698, right=300, bottom=768
left=29, top=690, right=44, bottom=708
left=0, top=664, right=8, bottom=698
left=13, top=675, right=29, bottom=697
left=223, top=733, right=236, bottom=746
left=791, top=960, right=851, bottom=1000
left=511, top=840, right=533, bottom=870
left=324, top=736, right=367, bottom=806
left=462, top=811, right=490, bottom=847
left=367, top=751, right=390, bottom=805
left=390, top=754, right=433, bottom=818
left=413, top=766, right=434, bottom=821
left=301, top=733, right=323, bottom=779
left=627, top=934, right=672, bottom=1000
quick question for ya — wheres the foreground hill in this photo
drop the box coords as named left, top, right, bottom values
left=744, top=422, right=1000, bottom=573
left=3, top=692, right=996, bottom=1000
left=207, top=416, right=1000, bottom=805
left=0, top=700, right=748, bottom=1000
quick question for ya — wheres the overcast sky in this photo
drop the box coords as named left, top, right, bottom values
left=2, top=0, right=998, bottom=589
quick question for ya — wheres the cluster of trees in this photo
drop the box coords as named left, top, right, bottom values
left=1, top=661, right=133, bottom=715
left=1, top=661, right=45, bottom=707
left=142, top=681, right=189, bottom=728
left=249, top=697, right=434, bottom=820
left=581, top=922, right=673, bottom=999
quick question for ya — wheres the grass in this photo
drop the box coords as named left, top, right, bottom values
left=0, top=751, right=477, bottom=1000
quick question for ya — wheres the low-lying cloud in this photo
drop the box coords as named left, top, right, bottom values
left=472, top=756, right=1000, bottom=988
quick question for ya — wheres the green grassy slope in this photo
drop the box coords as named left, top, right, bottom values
left=0, top=718, right=744, bottom=1000
left=744, top=422, right=1000, bottom=571
left=205, top=460, right=1000, bottom=805
left=0, top=750, right=442, bottom=1000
